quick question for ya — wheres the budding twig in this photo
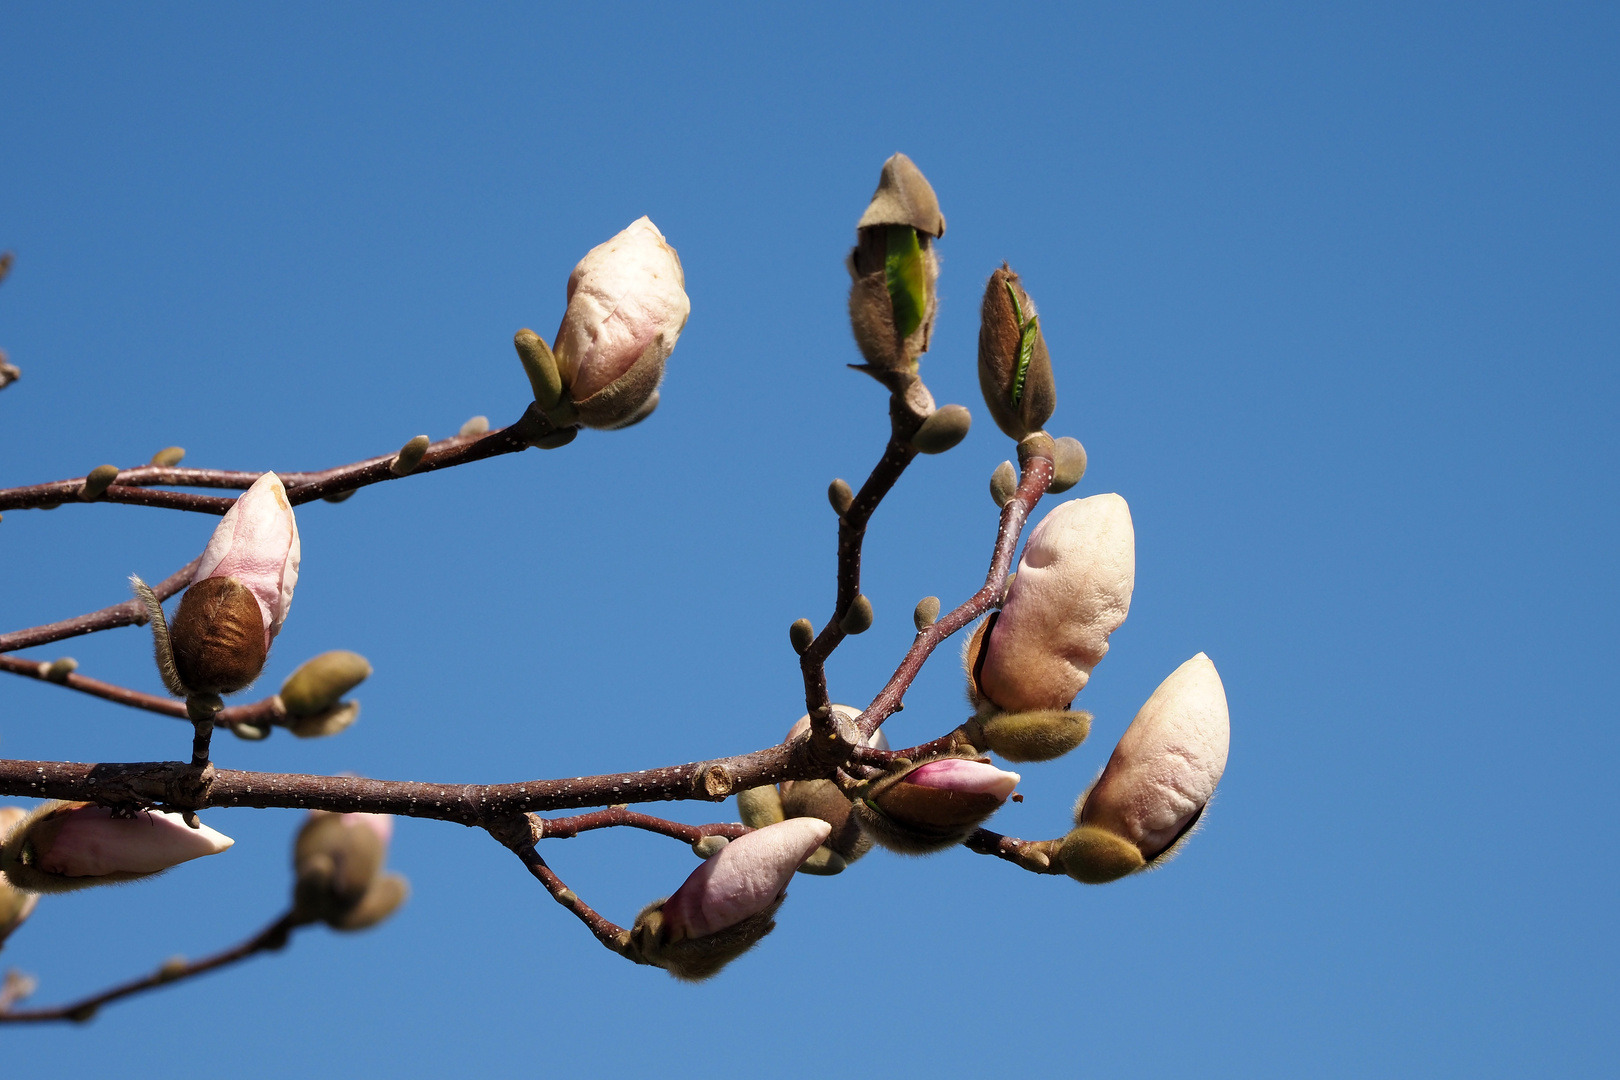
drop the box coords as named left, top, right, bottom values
left=0, top=911, right=301, bottom=1024
left=0, top=557, right=201, bottom=654
left=0, top=654, right=285, bottom=728
left=537, top=808, right=751, bottom=844
left=502, top=842, right=632, bottom=958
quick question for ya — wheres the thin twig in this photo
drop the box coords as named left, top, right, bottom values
left=962, top=828, right=1066, bottom=875
left=538, top=808, right=751, bottom=844
left=0, top=557, right=201, bottom=655
left=0, top=911, right=301, bottom=1024
left=501, top=840, right=632, bottom=957
left=0, top=655, right=284, bottom=728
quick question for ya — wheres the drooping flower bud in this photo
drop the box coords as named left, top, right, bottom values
left=847, top=154, right=944, bottom=375
left=291, top=810, right=403, bottom=929
left=149, top=472, right=300, bottom=697
left=1060, top=654, right=1230, bottom=884
left=970, top=494, right=1134, bottom=714
left=0, top=802, right=233, bottom=893
left=978, top=265, right=1056, bottom=440
left=778, top=707, right=888, bottom=872
left=853, top=757, right=1020, bottom=854
left=0, top=807, right=40, bottom=948
left=630, top=817, right=829, bottom=981
left=551, top=216, right=689, bottom=430
left=279, top=651, right=372, bottom=717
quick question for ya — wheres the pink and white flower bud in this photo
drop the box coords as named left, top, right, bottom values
left=552, top=216, right=690, bottom=429
left=976, top=493, right=1134, bottom=713
left=0, top=802, right=233, bottom=893
left=193, top=471, right=301, bottom=649
left=660, top=817, right=830, bottom=942
left=1080, top=653, right=1230, bottom=860
left=854, top=756, right=1021, bottom=854
left=904, top=758, right=1021, bottom=799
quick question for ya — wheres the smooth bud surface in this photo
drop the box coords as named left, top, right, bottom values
left=911, top=404, right=972, bottom=454
left=789, top=618, right=815, bottom=655
left=149, top=446, right=186, bottom=467
left=990, top=461, right=1017, bottom=508
left=390, top=435, right=430, bottom=475
left=828, top=478, right=854, bottom=515
left=977, top=494, right=1135, bottom=713
left=280, top=651, right=372, bottom=717
left=1049, top=436, right=1088, bottom=493
left=192, top=472, right=301, bottom=649
left=0, top=802, right=233, bottom=893
left=840, top=594, right=874, bottom=635
left=660, top=818, right=830, bottom=942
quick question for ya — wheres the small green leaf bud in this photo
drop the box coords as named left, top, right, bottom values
left=229, top=719, right=273, bottom=741
left=788, top=618, right=815, bottom=655
left=323, top=489, right=356, bottom=504
left=529, top=428, right=578, bottom=450
left=978, top=265, right=1057, bottom=440
left=514, top=329, right=564, bottom=411
left=1057, top=824, right=1146, bottom=884
left=330, top=872, right=409, bottom=931
left=1049, top=436, right=1088, bottom=493
left=459, top=415, right=490, bottom=437
left=39, top=657, right=77, bottom=683
left=979, top=709, right=1092, bottom=762
left=736, top=786, right=786, bottom=830
left=79, top=464, right=119, bottom=501
left=280, top=650, right=373, bottom=717
left=794, top=847, right=849, bottom=876
left=990, top=461, right=1018, bottom=508
left=828, top=478, right=854, bottom=516
left=286, top=701, right=361, bottom=739
left=910, top=404, right=972, bottom=454
left=390, top=435, right=430, bottom=476
left=840, top=594, right=874, bottom=635
left=913, top=596, right=940, bottom=631
left=157, top=956, right=189, bottom=981
left=691, top=835, right=730, bottom=859
left=149, top=446, right=186, bottom=467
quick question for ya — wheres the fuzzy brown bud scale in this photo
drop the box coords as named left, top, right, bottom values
left=978, top=266, right=1057, bottom=440
left=170, top=577, right=269, bottom=695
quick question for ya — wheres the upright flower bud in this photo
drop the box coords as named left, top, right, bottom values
left=1060, top=654, right=1230, bottom=884
left=852, top=757, right=1020, bottom=854
left=0, top=807, right=40, bottom=948
left=970, top=494, right=1135, bottom=714
left=551, top=216, right=689, bottom=430
left=630, top=818, right=830, bottom=981
left=291, top=811, right=405, bottom=930
left=0, top=802, right=233, bottom=893
left=978, top=265, right=1056, bottom=440
left=847, top=154, right=944, bottom=375
left=779, top=707, right=887, bottom=873
left=146, top=472, right=301, bottom=697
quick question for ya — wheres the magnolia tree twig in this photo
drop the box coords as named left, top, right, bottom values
left=0, top=557, right=202, bottom=655
left=0, top=911, right=302, bottom=1024
left=0, top=654, right=284, bottom=729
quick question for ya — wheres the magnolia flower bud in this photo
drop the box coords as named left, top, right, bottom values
left=972, top=494, right=1135, bottom=714
left=551, top=216, right=689, bottom=430
left=0, top=802, right=233, bottom=893
left=292, top=811, right=399, bottom=927
left=1061, top=654, right=1230, bottom=883
left=329, top=873, right=409, bottom=932
left=778, top=707, right=887, bottom=872
left=161, top=472, right=301, bottom=696
left=978, top=265, right=1056, bottom=440
left=847, top=154, right=944, bottom=374
left=630, top=817, right=830, bottom=981
left=0, top=807, right=40, bottom=948
left=853, top=757, right=1020, bottom=854
left=279, top=651, right=372, bottom=717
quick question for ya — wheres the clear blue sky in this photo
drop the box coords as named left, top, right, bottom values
left=1, top=3, right=1615, bottom=1075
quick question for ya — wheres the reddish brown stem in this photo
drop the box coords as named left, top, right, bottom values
left=504, top=843, right=632, bottom=957
left=0, top=557, right=200, bottom=654
left=538, top=808, right=751, bottom=844
left=0, top=654, right=284, bottom=729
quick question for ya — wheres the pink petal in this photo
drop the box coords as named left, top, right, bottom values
left=40, top=806, right=233, bottom=878
left=905, top=759, right=1021, bottom=799
left=193, top=472, right=301, bottom=646
left=661, top=817, right=830, bottom=941
left=341, top=812, right=393, bottom=847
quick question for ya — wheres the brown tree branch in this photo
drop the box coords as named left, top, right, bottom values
left=0, top=654, right=284, bottom=729
left=963, top=828, right=1066, bottom=875
left=0, top=911, right=302, bottom=1024
left=0, top=557, right=201, bottom=654
left=537, top=808, right=751, bottom=844
left=498, top=836, right=633, bottom=958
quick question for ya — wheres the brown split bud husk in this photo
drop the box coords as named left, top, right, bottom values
left=978, top=265, right=1057, bottom=440
left=850, top=758, right=1008, bottom=855
left=629, top=895, right=783, bottom=982
left=848, top=229, right=940, bottom=373
left=170, top=577, right=268, bottom=695
left=962, top=614, right=994, bottom=712
left=1050, top=436, right=1088, bottom=493
left=599, top=388, right=659, bottom=430
left=911, top=404, right=972, bottom=454
left=280, top=651, right=373, bottom=717
left=990, top=460, right=1018, bottom=508
left=856, top=153, right=946, bottom=238
left=979, top=709, right=1092, bottom=762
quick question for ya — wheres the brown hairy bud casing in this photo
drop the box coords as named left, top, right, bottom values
left=847, top=155, right=945, bottom=374
left=850, top=757, right=1014, bottom=855
left=170, top=577, right=269, bottom=695
left=1057, top=823, right=1147, bottom=884
left=628, top=896, right=783, bottom=982
left=779, top=777, right=872, bottom=869
left=978, top=709, right=1092, bottom=762
left=736, top=785, right=785, bottom=829
left=978, top=265, right=1057, bottom=440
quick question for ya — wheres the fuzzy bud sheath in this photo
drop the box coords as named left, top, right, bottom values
left=552, top=216, right=689, bottom=429
left=0, top=802, right=233, bottom=893
left=776, top=707, right=888, bottom=871
left=631, top=818, right=830, bottom=981
left=847, top=154, right=944, bottom=375
left=977, top=265, right=1056, bottom=440
left=1062, top=654, right=1230, bottom=883
left=0, top=807, right=40, bottom=947
left=854, top=757, right=1021, bottom=854
left=292, top=810, right=407, bottom=930
left=971, top=494, right=1135, bottom=714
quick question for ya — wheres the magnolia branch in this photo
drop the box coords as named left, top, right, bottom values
left=0, top=557, right=201, bottom=655
left=0, top=654, right=283, bottom=729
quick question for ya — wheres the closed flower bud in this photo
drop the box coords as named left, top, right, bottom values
left=279, top=651, right=372, bottom=717
left=292, top=810, right=396, bottom=926
left=853, top=757, right=1020, bottom=854
left=978, top=265, right=1056, bottom=440
left=847, top=154, right=944, bottom=374
left=0, top=802, right=233, bottom=893
left=979, top=709, right=1092, bottom=763
left=1, top=807, right=40, bottom=948
left=779, top=708, right=887, bottom=870
left=631, top=817, right=830, bottom=981
left=1062, top=654, right=1230, bottom=883
left=972, top=494, right=1134, bottom=714
left=163, top=472, right=301, bottom=696
left=910, top=404, right=972, bottom=454
left=552, top=216, right=689, bottom=430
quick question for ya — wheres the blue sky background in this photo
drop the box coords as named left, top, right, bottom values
left=1, top=2, right=1615, bottom=1075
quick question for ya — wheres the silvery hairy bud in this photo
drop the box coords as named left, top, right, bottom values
left=279, top=650, right=372, bottom=738
left=0, top=802, right=233, bottom=894
left=847, top=154, right=945, bottom=376
left=978, top=264, right=1056, bottom=440
left=1, top=807, right=40, bottom=948
left=548, top=216, right=690, bottom=429
left=852, top=757, right=1020, bottom=854
left=1060, top=654, right=1230, bottom=883
left=629, top=817, right=830, bottom=981
left=291, top=811, right=408, bottom=930
left=135, top=472, right=301, bottom=698
left=966, top=494, right=1134, bottom=714
left=777, top=707, right=889, bottom=874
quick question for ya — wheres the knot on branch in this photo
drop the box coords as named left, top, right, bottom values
left=698, top=764, right=734, bottom=799
left=485, top=814, right=541, bottom=852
